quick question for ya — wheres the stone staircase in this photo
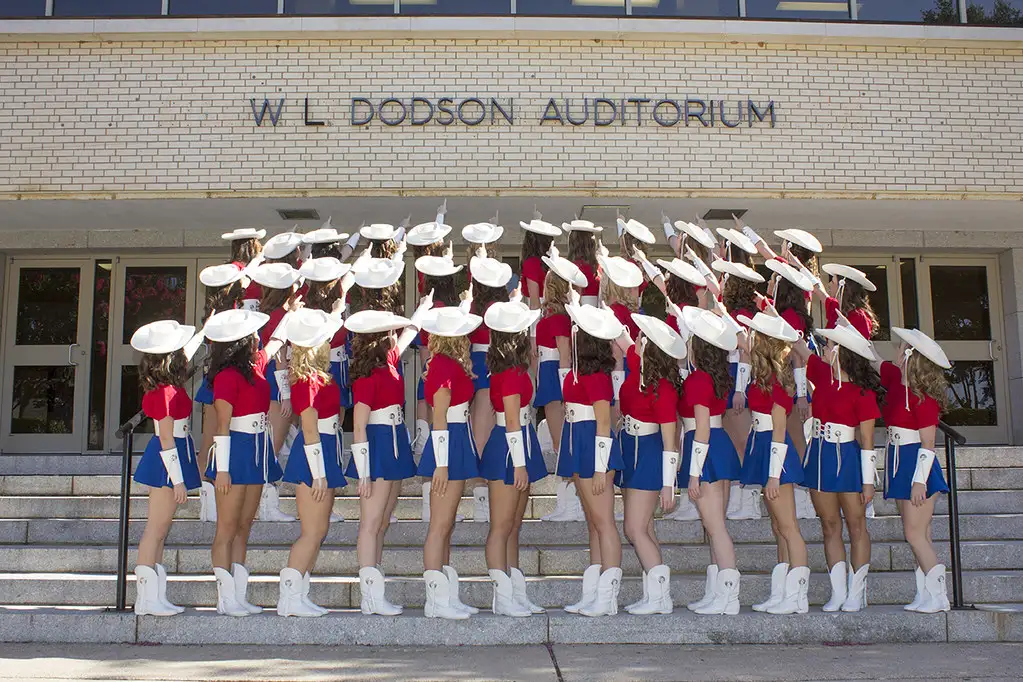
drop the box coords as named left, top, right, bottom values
left=0, top=446, right=1020, bottom=645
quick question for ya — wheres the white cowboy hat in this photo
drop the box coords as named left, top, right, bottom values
left=199, top=263, right=245, bottom=288
left=715, top=228, right=757, bottom=255
left=462, top=222, right=504, bottom=244
left=822, top=263, right=877, bottom=292
left=407, top=221, right=452, bottom=247
left=345, top=310, right=413, bottom=335
left=632, top=314, right=687, bottom=360
left=285, top=308, right=342, bottom=349
left=891, top=327, right=952, bottom=369
left=561, top=219, right=603, bottom=234
left=484, top=300, right=541, bottom=334
left=674, top=220, right=716, bottom=250
left=360, top=223, right=398, bottom=241
left=597, top=254, right=643, bottom=288
left=816, top=325, right=878, bottom=361
left=775, top=228, right=823, bottom=254
left=618, top=218, right=656, bottom=245
left=352, top=256, right=404, bottom=289
left=415, top=254, right=463, bottom=277
left=130, top=320, right=196, bottom=355
left=302, top=227, right=349, bottom=245
left=712, top=259, right=765, bottom=283
left=566, top=301, right=624, bottom=340
left=203, top=309, right=270, bottom=343
left=221, top=228, right=266, bottom=242
left=736, top=312, right=800, bottom=343
left=470, top=253, right=513, bottom=288
left=657, top=258, right=705, bottom=286
left=520, top=219, right=562, bottom=237
left=299, top=257, right=350, bottom=283
left=542, top=248, right=588, bottom=288
left=250, top=262, right=301, bottom=290
left=765, top=259, right=814, bottom=291
left=682, top=306, right=738, bottom=351
left=263, top=232, right=305, bottom=260
left=420, top=307, right=483, bottom=337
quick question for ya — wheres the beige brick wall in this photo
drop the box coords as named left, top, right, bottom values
left=0, top=38, right=1021, bottom=196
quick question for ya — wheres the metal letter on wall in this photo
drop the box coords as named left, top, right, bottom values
left=251, top=98, right=286, bottom=126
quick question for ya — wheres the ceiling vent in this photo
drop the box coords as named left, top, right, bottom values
left=579, top=204, right=631, bottom=223
left=702, top=209, right=747, bottom=221
left=276, top=208, right=320, bottom=221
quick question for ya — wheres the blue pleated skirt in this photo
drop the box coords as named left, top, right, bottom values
left=884, top=441, right=949, bottom=500
left=555, top=419, right=624, bottom=479
left=480, top=424, right=548, bottom=485
left=195, top=375, right=213, bottom=405
left=616, top=431, right=666, bottom=491
left=134, top=435, right=203, bottom=491
left=740, top=430, right=804, bottom=487
left=534, top=359, right=562, bottom=408
left=344, top=422, right=417, bottom=481
left=679, top=428, right=742, bottom=486
left=471, top=349, right=490, bottom=392
left=417, top=422, right=481, bottom=481
left=282, top=430, right=348, bottom=489
left=203, top=430, right=282, bottom=485
left=803, top=438, right=863, bottom=493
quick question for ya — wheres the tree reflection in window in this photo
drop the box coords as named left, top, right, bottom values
left=929, top=266, right=990, bottom=342
left=15, top=269, right=80, bottom=346
left=121, top=268, right=187, bottom=345
left=944, top=360, right=996, bottom=426
left=11, top=366, right=75, bottom=434
left=923, top=0, right=1023, bottom=25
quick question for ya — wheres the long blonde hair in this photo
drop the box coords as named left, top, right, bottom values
left=543, top=271, right=569, bottom=316
left=750, top=333, right=795, bottom=396
left=289, top=342, right=332, bottom=385
left=602, top=277, right=637, bottom=311
left=426, top=334, right=474, bottom=380
left=906, top=352, right=950, bottom=410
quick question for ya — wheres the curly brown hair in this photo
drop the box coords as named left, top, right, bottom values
left=521, top=231, right=554, bottom=264
left=667, top=274, right=699, bottom=309
left=723, top=275, right=757, bottom=315
left=842, top=281, right=880, bottom=339
left=230, top=237, right=262, bottom=265
left=906, top=352, right=950, bottom=411
left=413, top=241, right=445, bottom=260
left=618, top=232, right=643, bottom=261
left=543, top=271, right=570, bottom=317
left=265, top=249, right=301, bottom=269
left=575, top=330, right=615, bottom=378
left=259, top=285, right=292, bottom=315
left=426, top=334, right=474, bottom=383
left=138, top=350, right=189, bottom=393
left=205, top=281, right=244, bottom=315
left=839, top=346, right=886, bottom=405
left=310, top=241, right=345, bottom=260
left=685, top=238, right=711, bottom=265
left=691, top=336, right=733, bottom=400
left=368, top=238, right=398, bottom=260
left=208, top=335, right=258, bottom=386
left=775, top=279, right=813, bottom=335
left=304, top=279, right=340, bottom=314
left=473, top=283, right=508, bottom=317
left=424, top=273, right=459, bottom=308
left=487, top=328, right=531, bottom=376
left=640, top=341, right=684, bottom=397
left=788, top=244, right=819, bottom=280
left=750, top=333, right=795, bottom=396
left=349, top=332, right=391, bottom=383
left=348, top=282, right=404, bottom=317
left=568, top=230, right=597, bottom=268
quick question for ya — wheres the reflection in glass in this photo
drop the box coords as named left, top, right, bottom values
left=16, top=268, right=80, bottom=346
left=286, top=0, right=396, bottom=14
left=929, top=266, right=990, bottom=341
left=847, top=265, right=890, bottom=341
left=88, top=262, right=112, bottom=451
left=11, top=366, right=75, bottom=434
left=859, top=0, right=948, bottom=22
left=53, top=0, right=162, bottom=16
left=120, top=366, right=152, bottom=435
left=517, top=0, right=624, bottom=16
left=122, top=267, right=188, bottom=345
left=170, top=0, right=279, bottom=14
left=944, top=360, right=996, bottom=426
left=1, top=0, right=47, bottom=17
left=632, top=0, right=740, bottom=17
left=746, top=0, right=850, bottom=20
left=401, top=0, right=510, bottom=14
left=965, top=0, right=1023, bottom=25
left=900, top=258, right=919, bottom=329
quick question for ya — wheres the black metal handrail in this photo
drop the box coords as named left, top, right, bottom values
left=938, top=419, right=969, bottom=610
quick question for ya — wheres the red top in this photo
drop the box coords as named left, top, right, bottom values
left=259, top=307, right=287, bottom=347
left=489, top=366, right=533, bottom=413
left=610, top=303, right=639, bottom=340
left=291, top=374, right=341, bottom=419
left=213, top=349, right=271, bottom=416
left=329, top=326, right=347, bottom=351
left=825, top=297, right=875, bottom=340
left=620, top=347, right=678, bottom=424
left=352, top=347, right=405, bottom=410
left=880, top=361, right=941, bottom=429
left=732, top=307, right=756, bottom=327
left=680, top=369, right=727, bottom=419
left=536, top=313, right=571, bottom=351
left=418, top=300, right=445, bottom=346
left=666, top=314, right=680, bottom=335
left=626, top=258, right=649, bottom=295
left=423, top=352, right=475, bottom=408
left=574, top=260, right=600, bottom=297
left=747, top=378, right=794, bottom=415
left=806, top=355, right=880, bottom=426
left=521, top=256, right=546, bottom=293
left=469, top=301, right=495, bottom=345
left=142, top=385, right=192, bottom=421
left=417, top=271, right=426, bottom=296
left=231, top=261, right=264, bottom=302
left=780, top=307, right=807, bottom=335
left=562, top=371, right=613, bottom=405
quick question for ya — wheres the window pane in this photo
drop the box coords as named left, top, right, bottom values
left=119, top=366, right=153, bottom=435
left=401, top=0, right=510, bottom=13
left=517, top=0, right=624, bottom=16
left=286, top=0, right=396, bottom=14
left=900, top=258, right=919, bottom=329
left=170, top=0, right=279, bottom=15
left=746, top=0, right=850, bottom=20
left=16, top=268, right=80, bottom=346
left=944, top=360, right=997, bottom=426
left=53, top=0, right=163, bottom=16
left=859, top=0, right=952, bottom=22
left=10, top=366, right=75, bottom=434
left=632, top=0, right=739, bottom=17
left=122, top=267, right=189, bottom=345
left=845, top=264, right=890, bottom=341
left=88, top=262, right=112, bottom=451
left=929, top=265, right=991, bottom=341
left=1, top=0, right=47, bottom=17
left=966, top=0, right=1023, bottom=25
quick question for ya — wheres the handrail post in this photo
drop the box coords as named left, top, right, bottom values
left=945, top=433, right=965, bottom=609
left=115, top=426, right=133, bottom=611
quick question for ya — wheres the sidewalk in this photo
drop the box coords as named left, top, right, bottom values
left=1, top=642, right=1021, bottom=681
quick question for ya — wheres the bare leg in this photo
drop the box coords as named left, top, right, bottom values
left=423, top=480, right=462, bottom=571
left=899, top=497, right=939, bottom=572
left=229, top=484, right=263, bottom=566
left=137, top=487, right=179, bottom=567
left=766, top=485, right=807, bottom=568
left=269, top=402, right=289, bottom=454
left=723, top=408, right=751, bottom=461
left=358, top=479, right=396, bottom=569
left=507, top=485, right=529, bottom=570
left=287, top=485, right=334, bottom=573
left=575, top=473, right=622, bottom=569
left=199, top=404, right=216, bottom=477
left=211, top=484, right=247, bottom=570
left=486, top=482, right=521, bottom=571
left=375, top=480, right=401, bottom=566
left=839, top=492, right=871, bottom=571
left=575, top=478, right=603, bottom=567
left=623, top=488, right=662, bottom=570
left=471, top=390, right=495, bottom=455
left=811, top=490, right=847, bottom=569
left=696, top=480, right=736, bottom=569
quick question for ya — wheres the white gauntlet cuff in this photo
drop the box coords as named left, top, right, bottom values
left=304, top=443, right=326, bottom=480
left=506, top=431, right=526, bottom=468
left=662, top=450, right=679, bottom=488
left=274, top=370, right=291, bottom=400
left=735, top=363, right=752, bottom=394
left=741, top=225, right=763, bottom=245
left=912, top=447, right=936, bottom=486
left=159, top=447, right=185, bottom=486
left=594, top=436, right=613, bottom=474
left=611, top=371, right=626, bottom=402
left=213, top=436, right=231, bottom=474
left=689, top=441, right=709, bottom=479
left=769, top=441, right=787, bottom=479
left=861, top=449, right=877, bottom=487
left=431, top=430, right=450, bottom=468
left=352, top=441, right=370, bottom=480
left=793, top=367, right=808, bottom=398
left=558, top=367, right=571, bottom=388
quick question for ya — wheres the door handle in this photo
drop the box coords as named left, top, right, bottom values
left=68, top=343, right=79, bottom=366
left=989, top=340, right=999, bottom=361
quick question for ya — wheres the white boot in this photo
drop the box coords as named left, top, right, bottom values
left=822, top=562, right=848, bottom=613
left=413, top=419, right=429, bottom=457
left=473, top=486, right=490, bottom=522
left=232, top=563, right=263, bottom=614
left=133, top=565, right=178, bottom=616
left=625, top=572, right=648, bottom=613
left=753, top=562, right=789, bottom=612
left=154, top=563, right=184, bottom=614
left=725, top=482, right=742, bottom=517
left=569, top=483, right=587, bottom=521
left=214, top=567, right=250, bottom=617
left=904, top=566, right=926, bottom=611
left=692, top=568, right=740, bottom=616
left=864, top=500, right=877, bottom=518
left=795, top=487, right=816, bottom=519
left=302, top=572, right=328, bottom=615
left=663, top=493, right=701, bottom=521
left=277, top=568, right=323, bottom=617
left=542, top=480, right=574, bottom=522
left=259, top=483, right=296, bottom=522
left=424, top=570, right=470, bottom=619
left=630, top=565, right=673, bottom=615
left=579, top=567, right=622, bottom=617
left=490, top=569, right=531, bottom=617
left=564, top=564, right=601, bottom=613
left=687, top=565, right=718, bottom=611
left=359, top=566, right=402, bottom=616
left=329, top=511, right=344, bottom=523
left=915, top=564, right=951, bottom=613
left=510, top=567, right=545, bottom=614
left=422, top=481, right=432, bottom=523
left=842, top=564, right=869, bottom=612
left=538, top=419, right=554, bottom=457
left=443, top=565, right=479, bottom=615
left=200, top=481, right=217, bottom=523
left=728, top=486, right=762, bottom=520
left=767, top=566, right=810, bottom=615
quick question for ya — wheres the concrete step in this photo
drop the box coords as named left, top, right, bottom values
left=0, top=570, right=1019, bottom=609
left=2, top=605, right=1020, bottom=646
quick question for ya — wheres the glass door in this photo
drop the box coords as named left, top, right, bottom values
left=1, top=260, right=95, bottom=453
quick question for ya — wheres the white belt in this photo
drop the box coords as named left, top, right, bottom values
left=751, top=411, right=773, bottom=433
left=153, top=418, right=190, bottom=439
left=581, top=296, right=599, bottom=306
left=823, top=422, right=857, bottom=444
left=682, top=415, right=723, bottom=432
left=538, top=347, right=560, bottom=363
left=446, top=402, right=470, bottom=424
left=230, top=413, right=269, bottom=434
left=471, top=344, right=489, bottom=353
left=622, top=416, right=659, bottom=437
left=811, top=418, right=823, bottom=440
left=330, top=347, right=346, bottom=362
left=317, top=415, right=340, bottom=435
left=887, top=426, right=920, bottom=445
left=241, top=299, right=260, bottom=312
left=564, top=403, right=596, bottom=423
left=368, top=406, right=405, bottom=460
left=495, top=407, right=531, bottom=427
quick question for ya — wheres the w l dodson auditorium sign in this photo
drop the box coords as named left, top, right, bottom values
left=250, top=96, right=777, bottom=128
